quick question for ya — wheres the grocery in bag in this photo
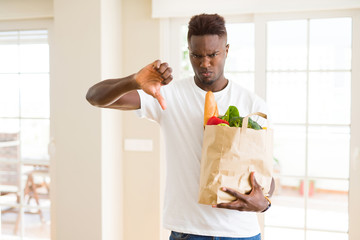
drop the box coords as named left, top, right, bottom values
left=198, top=91, right=274, bottom=205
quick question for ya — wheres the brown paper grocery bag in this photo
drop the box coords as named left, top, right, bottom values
left=198, top=112, right=274, bottom=205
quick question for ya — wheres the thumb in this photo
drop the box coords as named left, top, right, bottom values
left=250, top=172, right=261, bottom=190
left=154, top=91, right=167, bottom=110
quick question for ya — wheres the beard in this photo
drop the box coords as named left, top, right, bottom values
left=195, top=71, right=221, bottom=86
left=200, top=77, right=216, bottom=85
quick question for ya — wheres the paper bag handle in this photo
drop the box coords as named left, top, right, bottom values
left=241, top=112, right=267, bottom=131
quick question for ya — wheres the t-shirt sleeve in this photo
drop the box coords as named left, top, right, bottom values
left=134, top=89, right=162, bottom=123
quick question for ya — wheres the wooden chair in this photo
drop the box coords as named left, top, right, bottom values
left=0, top=132, right=21, bottom=234
left=0, top=133, right=50, bottom=234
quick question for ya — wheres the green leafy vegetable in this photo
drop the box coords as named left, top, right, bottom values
left=248, top=118, right=262, bottom=130
left=220, top=106, right=262, bottom=129
left=220, top=106, right=239, bottom=123
left=229, top=116, right=244, bottom=127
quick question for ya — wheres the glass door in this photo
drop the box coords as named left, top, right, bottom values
left=264, top=17, right=351, bottom=240
left=0, top=29, right=51, bottom=239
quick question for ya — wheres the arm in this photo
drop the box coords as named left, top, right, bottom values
left=86, top=60, right=173, bottom=110
left=214, top=172, right=275, bottom=212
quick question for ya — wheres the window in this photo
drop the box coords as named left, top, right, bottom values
left=0, top=29, right=50, bottom=239
left=265, top=17, right=351, bottom=240
left=169, top=9, right=360, bottom=240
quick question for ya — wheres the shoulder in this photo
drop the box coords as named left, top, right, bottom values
left=228, top=80, right=269, bottom=115
left=229, top=80, right=266, bottom=104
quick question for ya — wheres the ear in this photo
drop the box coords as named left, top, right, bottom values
left=225, top=44, right=229, bottom=57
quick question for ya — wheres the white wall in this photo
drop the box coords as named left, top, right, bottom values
left=52, top=0, right=103, bottom=239
left=100, top=0, right=123, bottom=239
left=121, top=0, right=163, bottom=239
left=0, top=0, right=53, bottom=20
left=52, top=0, right=123, bottom=239
left=153, top=0, right=360, bottom=18
left=52, top=0, right=161, bottom=239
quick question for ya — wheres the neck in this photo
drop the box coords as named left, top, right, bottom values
left=194, top=76, right=228, bottom=92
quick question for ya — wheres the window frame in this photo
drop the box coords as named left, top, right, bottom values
left=0, top=18, right=53, bottom=239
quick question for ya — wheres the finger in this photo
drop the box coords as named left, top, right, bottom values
left=161, top=67, right=173, bottom=80
left=153, top=60, right=161, bottom=69
left=215, top=202, right=240, bottom=210
left=220, top=187, right=245, bottom=200
left=161, top=67, right=173, bottom=84
left=154, top=91, right=167, bottom=110
left=162, top=75, right=173, bottom=85
left=158, top=62, right=169, bottom=74
left=250, top=172, right=261, bottom=190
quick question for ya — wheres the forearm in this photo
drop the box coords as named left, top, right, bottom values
left=86, top=73, right=139, bottom=107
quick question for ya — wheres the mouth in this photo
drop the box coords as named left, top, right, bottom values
left=200, top=71, right=212, bottom=78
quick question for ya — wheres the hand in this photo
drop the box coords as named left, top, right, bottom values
left=134, top=60, right=173, bottom=110
left=214, top=172, right=269, bottom=212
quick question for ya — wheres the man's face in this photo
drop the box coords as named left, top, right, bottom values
left=188, top=34, right=229, bottom=90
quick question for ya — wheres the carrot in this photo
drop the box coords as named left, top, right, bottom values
left=204, top=91, right=219, bottom=126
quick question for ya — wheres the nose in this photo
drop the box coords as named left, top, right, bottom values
left=200, top=56, right=211, bottom=68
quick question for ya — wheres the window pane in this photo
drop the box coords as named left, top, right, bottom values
left=19, top=30, right=48, bottom=45
left=267, top=20, right=307, bottom=70
left=274, top=125, right=306, bottom=176
left=309, top=18, right=352, bottom=70
left=0, top=162, right=20, bottom=206
left=1, top=206, right=21, bottom=237
left=23, top=165, right=50, bottom=207
left=308, top=72, right=351, bottom=125
left=0, top=28, right=50, bottom=239
left=0, top=74, right=19, bottom=117
left=265, top=176, right=305, bottom=228
left=226, top=23, right=254, bottom=71
left=20, top=119, right=49, bottom=161
left=0, top=31, right=19, bottom=73
left=0, top=119, right=20, bottom=165
left=20, top=74, right=50, bottom=118
left=0, top=44, right=18, bottom=73
left=180, top=25, right=192, bottom=79
left=306, top=179, right=348, bottom=232
left=0, top=188, right=20, bottom=205
left=19, top=43, right=49, bottom=73
left=24, top=207, right=50, bottom=239
left=0, top=129, right=20, bottom=179
left=23, top=167, right=50, bottom=239
left=264, top=227, right=305, bottom=240
left=307, top=126, right=350, bottom=178
left=0, top=118, right=20, bottom=134
left=267, top=72, right=307, bottom=124
left=226, top=73, right=254, bottom=93
left=0, top=161, right=20, bottom=194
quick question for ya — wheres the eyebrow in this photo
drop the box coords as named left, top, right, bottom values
left=190, top=51, right=220, bottom=57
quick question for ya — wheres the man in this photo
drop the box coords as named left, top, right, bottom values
left=87, top=13, right=274, bottom=240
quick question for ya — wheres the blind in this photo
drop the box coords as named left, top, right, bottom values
left=0, top=30, right=48, bottom=45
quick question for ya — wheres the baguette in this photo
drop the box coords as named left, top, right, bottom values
left=204, top=91, right=219, bottom=126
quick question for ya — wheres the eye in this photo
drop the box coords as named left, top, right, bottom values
left=208, top=53, right=218, bottom=58
left=191, top=53, right=201, bottom=58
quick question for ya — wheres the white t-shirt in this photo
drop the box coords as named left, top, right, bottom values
left=136, top=77, right=269, bottom=237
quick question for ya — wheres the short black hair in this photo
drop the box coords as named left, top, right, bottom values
left=187, top=13, right=227, bottom=42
